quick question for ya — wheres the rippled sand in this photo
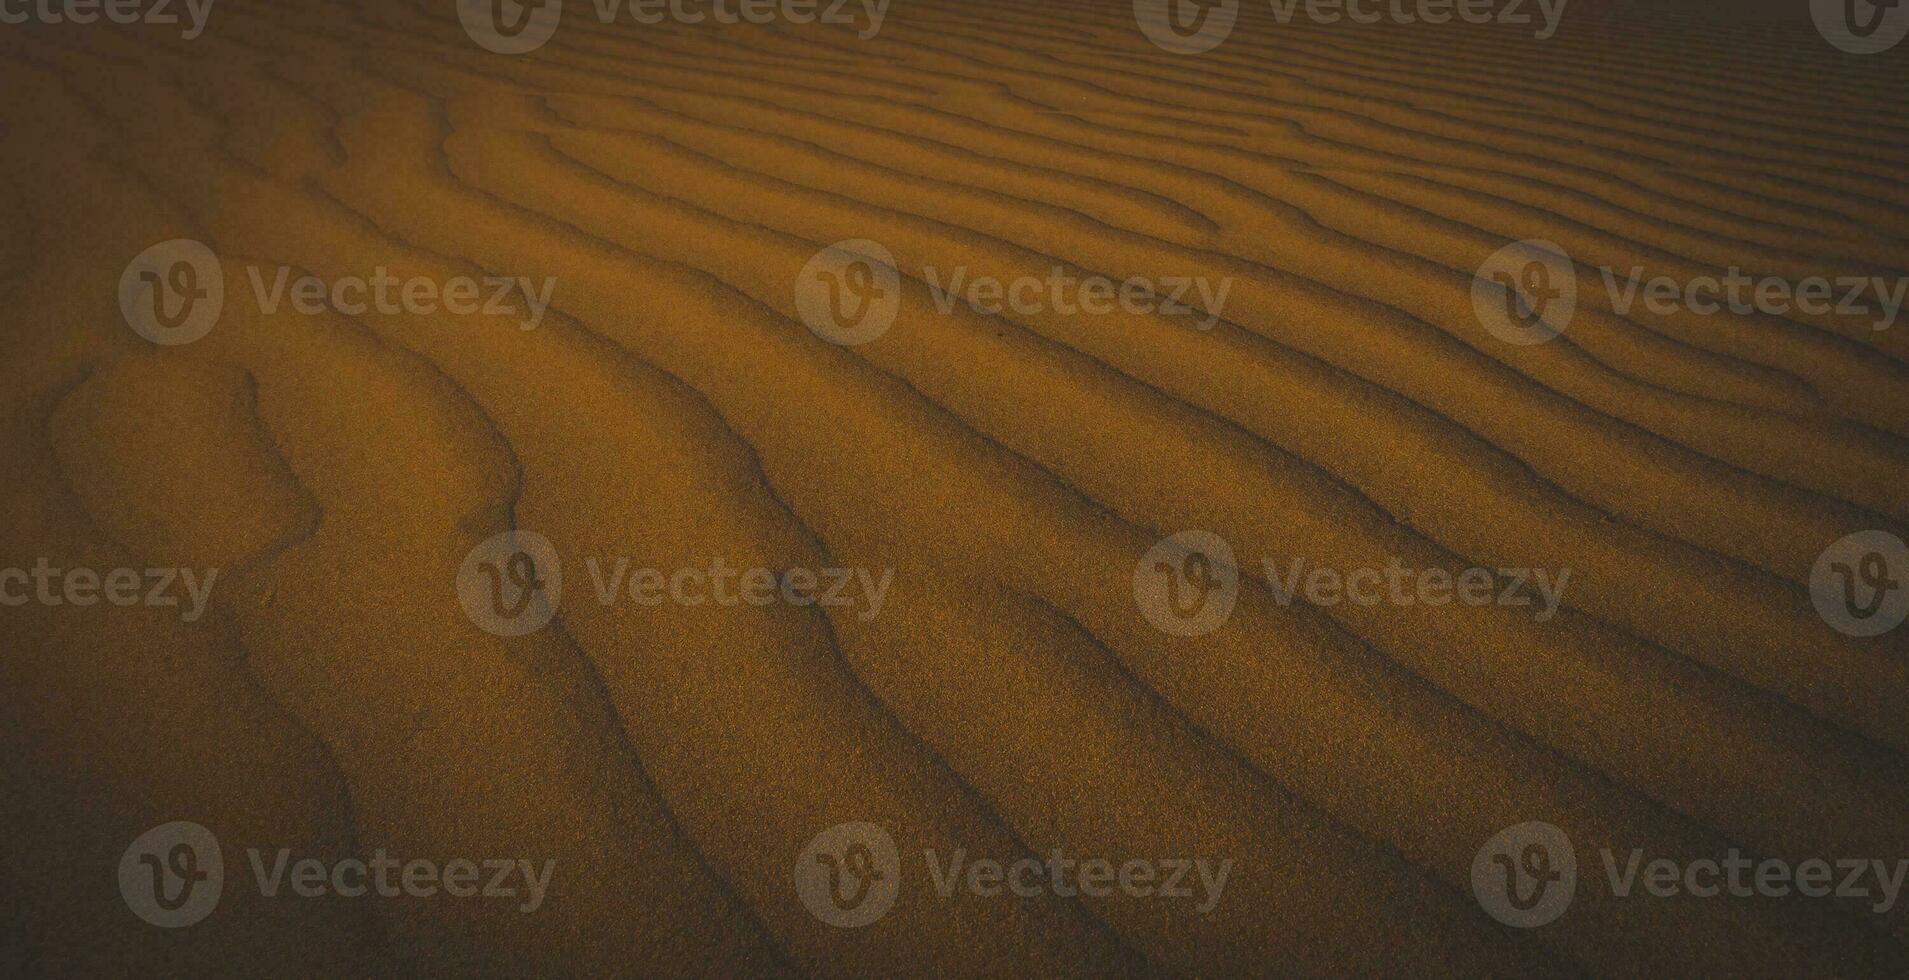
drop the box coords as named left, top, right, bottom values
left=3, top=0, right=1907, bottom=975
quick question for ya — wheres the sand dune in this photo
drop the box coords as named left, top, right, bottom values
left=3, top=0, right=1907, bottom=975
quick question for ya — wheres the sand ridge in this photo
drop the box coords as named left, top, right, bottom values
left=3, top=0, right=1907, bottom=975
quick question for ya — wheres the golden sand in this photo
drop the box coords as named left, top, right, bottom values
left=3, top=0, right=1907, bottom=975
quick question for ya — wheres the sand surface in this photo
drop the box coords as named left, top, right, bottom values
left=3, top=0, right=1907, bottom=975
